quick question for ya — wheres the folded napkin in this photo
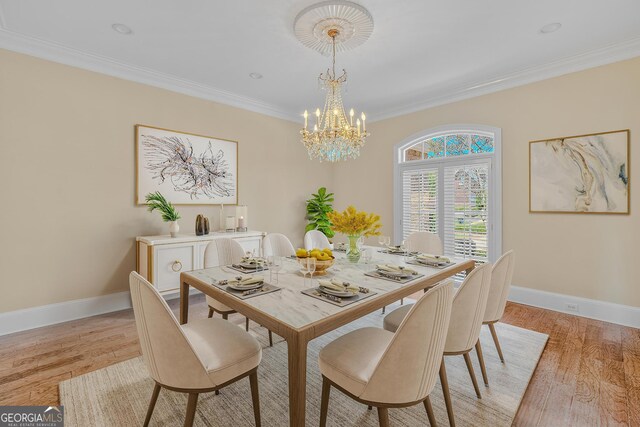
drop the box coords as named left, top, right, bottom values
left=318, top=278, right=360, bottom=294
left=386, top=245, right=403, bottom=252
left=416, top=253, right=451, bottom=263
left=223, top=275, right=264, bottom=288
left=376, top=264, right=418, bottom=275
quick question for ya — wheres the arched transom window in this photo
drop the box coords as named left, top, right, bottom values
left=394, top=125, right=502, bottom=266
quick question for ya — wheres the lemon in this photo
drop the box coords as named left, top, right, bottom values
left=296, top=248, right=309, bottom=258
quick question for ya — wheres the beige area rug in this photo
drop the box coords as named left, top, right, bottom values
left=60, top=306, right=548, bottom=426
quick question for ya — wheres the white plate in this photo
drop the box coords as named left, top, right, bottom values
left=228, top=282, right=264, bottom=291
left=377, top=269, right=413, bottom=279
left=239, top=262, right=263, bottom=269
left=319, top=286, right=356, bottom=298
left=415, top=259, right=447, bottom=267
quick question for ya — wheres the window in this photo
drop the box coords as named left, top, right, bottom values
left=394, top=125, right=501, bottom=266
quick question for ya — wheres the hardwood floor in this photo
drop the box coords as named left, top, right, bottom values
left=0, top=296, right=638, bottom=426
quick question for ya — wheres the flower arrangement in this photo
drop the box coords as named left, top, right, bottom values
left=327, top=205, right=382, bottom=237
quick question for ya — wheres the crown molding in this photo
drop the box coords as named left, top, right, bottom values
left=1, top=8, right=640, bottom=125
left=369, top=36, right=640, bottom=122
left=0, top=26, right=299, bottom=123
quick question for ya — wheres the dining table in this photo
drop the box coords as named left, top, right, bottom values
left=179, top=247, right=475, bottom=427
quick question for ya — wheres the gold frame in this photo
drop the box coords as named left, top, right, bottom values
left=529, top=129, right=630, bottom=214
left=135, top=124, right=239, bottom=206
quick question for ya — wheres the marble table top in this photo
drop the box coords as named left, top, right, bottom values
left=185, top=247, right=467, bottom=330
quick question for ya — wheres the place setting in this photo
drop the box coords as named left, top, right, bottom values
left=227, top=256, right=269, bottom=274
left=407, top=253, right=454, bottom=269
left=210, top=274, right=282, bottom=300
left=301, top=277, right=377, bottom=307
left=365, top=263, right=424, bottom=283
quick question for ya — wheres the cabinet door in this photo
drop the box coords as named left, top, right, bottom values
left=155, top=244, right=194, bottom=292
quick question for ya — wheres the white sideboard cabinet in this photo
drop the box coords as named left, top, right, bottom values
left=136, top=231, right=265, bottom=294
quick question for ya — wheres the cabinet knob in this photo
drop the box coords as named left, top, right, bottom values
left=172, top=260, right=183, bottom=272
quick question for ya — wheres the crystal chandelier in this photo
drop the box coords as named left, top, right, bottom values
left=300, top=28, right=368, bottom=162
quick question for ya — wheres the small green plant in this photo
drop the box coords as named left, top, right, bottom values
left=305, top=187, right=335, bottom=239
left=145, top=191, right=181, bottom=222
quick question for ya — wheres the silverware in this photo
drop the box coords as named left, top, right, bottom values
left=315, top=291, right=343, bottom=303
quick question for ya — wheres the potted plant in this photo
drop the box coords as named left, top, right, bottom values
left=328, top=206, right=381, bottom=262
left=305, top=187, right=335, bottom=240
left=145, top=191, right=181, bottom=237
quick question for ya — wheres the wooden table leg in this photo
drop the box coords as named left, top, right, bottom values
left=180, top=280, right=190, bottom=325
left=287, top=334, right=308, bottom=427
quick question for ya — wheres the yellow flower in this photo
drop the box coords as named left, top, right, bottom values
left=327, top=205, right=382, bottom=237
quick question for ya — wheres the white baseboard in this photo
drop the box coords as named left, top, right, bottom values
left=0, top=289, right=200, bottom=337
left=1, top=284, right=637, bottom=337
left=509, top=285, right=640, bottom=329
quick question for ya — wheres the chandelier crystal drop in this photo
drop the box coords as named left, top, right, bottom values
left=300, top=29, right=369, bottom=162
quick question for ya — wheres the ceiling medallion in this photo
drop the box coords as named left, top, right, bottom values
left=295, top=1, right=373, bottom=162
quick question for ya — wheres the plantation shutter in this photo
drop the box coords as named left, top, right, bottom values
left=401, top=168, right=438, bottom=240
left=443, top=162, right=490, bottom=265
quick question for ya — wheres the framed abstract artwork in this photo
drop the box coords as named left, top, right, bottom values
left=529, top=129, right=629, bottom=214
left=135, top=125, right=238, bottom=205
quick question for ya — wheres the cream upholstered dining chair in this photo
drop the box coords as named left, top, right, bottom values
left=483, top=250, right=515, bottom=362
left=129, top=272, right=262, bottom=427
left=262, top=233, right=296, bottom=257
left=383, top=264, right=492, bottom=427
left=381, top=231, right=444, bottom=314
left=204, top=238, right=273, bottom=347
left=303, top=229, right=331, bottom=250
left=318, top=281, right=454, bottom=427
left=405, top=231, right=443, bottom=255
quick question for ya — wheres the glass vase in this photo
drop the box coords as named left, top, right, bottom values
left=346, top=234, right=362, bottom=263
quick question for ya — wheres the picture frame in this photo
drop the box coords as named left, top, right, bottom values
left=135, top=124, right=238, bottom=205
left=529, top=129, right=630, bottom=214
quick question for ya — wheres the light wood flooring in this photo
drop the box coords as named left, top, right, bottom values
left=0, top=295, right=638, bottom=426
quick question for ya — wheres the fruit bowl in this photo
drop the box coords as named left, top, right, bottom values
left=296, top=256, right=335, bottom=276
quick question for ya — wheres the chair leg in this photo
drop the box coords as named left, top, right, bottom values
left=215, top=390, right=219, bottom=395
left=367, top=405, right=373, bottom=410
left=475, top=340, right=489, bottom=386
left=320, top=377, right=331, bottom=427
left=488, top=323, right=505, bottom=363
left=222, top=313, right=228, bottom=320
left=143, top=383, right=161, bottom=427
left=423, top=396, right=437, bottom=427
left=463, top=352, right=482, bottom=399
left=207, top=307, right=214, bottom=318
left=184, top=393, right=199, bottom=427
left=246, top=317, right=250, bottom=331
left=381, top=306, right=386, bottom=314
left=439, top=358, right=455, bottom=427
left=377, top=407, right=390, bottom=427
left=400, top=298, right=404, bottom=305
left=249, top=371, right=261, bottom=427
left=268, top=330, right=273, bottom=347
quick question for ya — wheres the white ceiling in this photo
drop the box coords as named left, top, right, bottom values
left=1, top=0, right=640, bottom=122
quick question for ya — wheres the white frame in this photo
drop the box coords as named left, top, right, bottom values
left=393, top=124, right=502, bottom=262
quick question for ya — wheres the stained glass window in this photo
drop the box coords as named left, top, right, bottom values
left=401, top=132, right=493, bottom=163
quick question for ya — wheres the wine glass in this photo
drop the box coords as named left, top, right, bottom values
left=306, top=257, right=316, bottom=285
left=378, top=235, right=386, bottom=247
left=403, top=240, right=414, bottom=263
left=271, top=256, right=283, bottom=284
left=266, top=255, right=275, bottom=282
left=362, top=248, right=373, bottom=264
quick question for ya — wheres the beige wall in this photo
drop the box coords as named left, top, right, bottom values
left=2, top=48, right=638, bottom=313
left=0, top=49, right=331, bottom=313
left=333, top=57, right=640, bottom=308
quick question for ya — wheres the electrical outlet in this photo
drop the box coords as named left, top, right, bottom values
left=565, top=303, right=579, bottom=312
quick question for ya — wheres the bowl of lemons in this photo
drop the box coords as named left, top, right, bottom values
left=295, top=248, right=335, bottom=276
